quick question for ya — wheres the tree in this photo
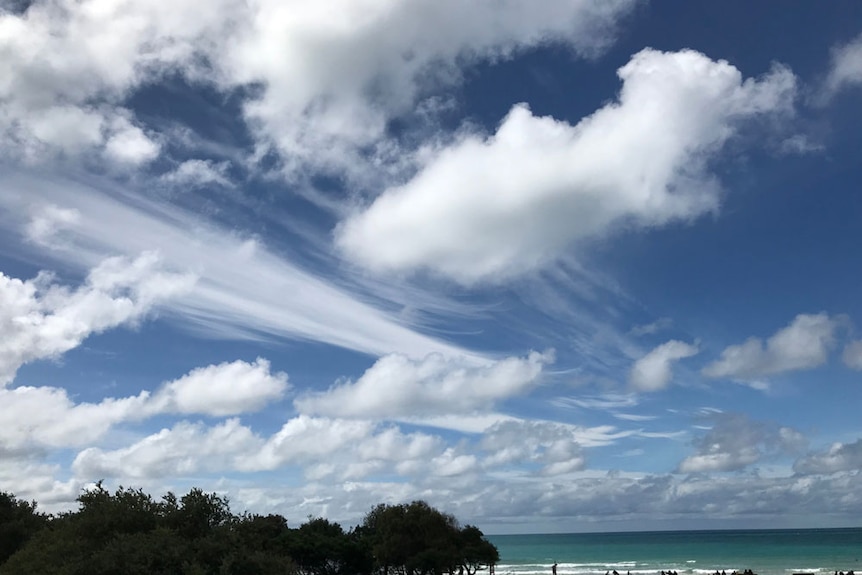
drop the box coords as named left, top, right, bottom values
left=457, top=525, right=499, bottom=575
left=358, top=501, right=495, bottom=575
left=0, top=493, right=46, bottom=566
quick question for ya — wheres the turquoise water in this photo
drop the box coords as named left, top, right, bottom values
left=487, top=529, right=862, bottom=575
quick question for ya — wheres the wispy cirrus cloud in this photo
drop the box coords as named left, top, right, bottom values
left=0, top=172, right=479, bottom=361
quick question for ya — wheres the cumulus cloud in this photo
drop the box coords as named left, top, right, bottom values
left=0, top=357, right=287, bottom=453
left=824, top=32, right=862, bottom=95
left=336, top=48, right=796, bottom=283
left=220, top=0, right=636, bottom=179
left=629, top=340, right=699, bottom=392
left=0, top=386, right=149, bottom=450
left=678, top=413, right=806, bottom=473
left=73, top=415, right=449, bottom=483
left=0, top=251, right=194, bottom=385
left=227, top=468, right=862, bottom=528
left=0, top=0, right=235, bottom=163
left=0, top=0, right=635, bottom=172
left=841, top=340, right=862, bottom=370
left=794, top=439, right=862, bottom=475
left=702, top=313, right=840, bottom=380
left=148, top=358, right=289, bottom=417
left=295, top=350, right=553, bottom=419
left=480, top=420, right=588, bottom=475
left=72, top=418, right=261, bottom=479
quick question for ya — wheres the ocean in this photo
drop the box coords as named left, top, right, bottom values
left=487, top=529, right=862, bottom=575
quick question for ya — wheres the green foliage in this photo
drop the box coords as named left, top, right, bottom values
left=0, top=492, right=46, bottom=566
left=359, top=500, right=498, bottom=575
left=0, top=487, right=497, bottom=575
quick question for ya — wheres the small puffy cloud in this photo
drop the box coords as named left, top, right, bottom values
left=25, top=204, right=80, bottom=246
left=295, top=350, right=552, bottom=419
left=778, top=134, right=824, bottom=155
left=160, top=159, right=233, bottom=189
left=246, top=416, right=378, bottom=472
left=336, top=49, right=796, bottom=283
left=480, top=420, right=587, bottom=475
left=102, top=116, right=160, bottom=165
left=824, top=32, right=862, bottom=95
left=629, top=340, right=698, bottom=392
left=0, top=386, right=150, bottom=449
left=0, top=356, right=287, bottom=452
left=678, top=413, right=806, bottom=473
left=0, top=252, right=194, bottom=385
left=148, top=358, right=289, bottom=417
left=72, top=418, right=261, bottom=479
left=794, top=439, right=862, bottom=475
left=629, top=317, right=673, bottom=337
left=841, top=340, right=862, bottom=370
left=702, top=313, right=840, bottom=380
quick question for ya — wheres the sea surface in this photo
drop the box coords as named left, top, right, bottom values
left=487, top=529, right=862, bottom=575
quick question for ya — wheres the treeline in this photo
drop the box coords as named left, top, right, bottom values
left=0, top=485, right=498, bottom=575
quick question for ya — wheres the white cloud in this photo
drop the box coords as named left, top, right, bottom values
left=0, top=385, right=149, bottom=449
left=336, top=49, right=796, bottom=284
left=629, top=340, right=698, bottom=392
left=702, top=313, right=840, bottom=380
left=148, top=358, right=289, bottom=417
left=0, top=251, right=193, bottom=385
left=0, top=0, right=237, bottom=162
left=841, top=340, right=862, bottom=370
left=778, top=134, right=824, bottom=155
left=553, top=393, right=639, bottom=411
left=220, top=0, right=636, bottom=180
left=0, top=455, right=80, bottom=513
left=72, top=418, right=262, bottom=479
left=794, top=439, right=862, bottom=475
left=629, top=317, right=673, bottom=337
left=480, top=420, right=587, bottom=475
left=0, top=357, right=286, bottom=452
left=24, top=204, right=80, bottom=246
left=824, top=32, right=862, bottom=95
left=160, top=159, right=233, bottom=189
left=0, top=0, right=635, bottom=172
left=102, top=116, right=160, bottom=165
left=2, top=173, right=477, bottom=361
left=226, top=469, right=862, bottom=528
left=71, top=414, right=450, bottom=483
left=678, top=413, right=806, bottom=473
left=295, top=350, right=552, bottom=419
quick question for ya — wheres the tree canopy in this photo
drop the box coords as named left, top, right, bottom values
left=0, top=487, right=498, bottom=575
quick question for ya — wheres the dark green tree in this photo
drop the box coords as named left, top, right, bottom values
left=359, top=500, right=495, bottom=575
left=0, top=493, right=46, bottom=566
left=457, top=525, right=499, bottom=575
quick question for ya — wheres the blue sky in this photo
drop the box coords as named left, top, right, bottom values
left=2, top=0, right=862, bottom=533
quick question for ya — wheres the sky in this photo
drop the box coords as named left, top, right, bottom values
left=1, top=0, right=862, bottom=534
